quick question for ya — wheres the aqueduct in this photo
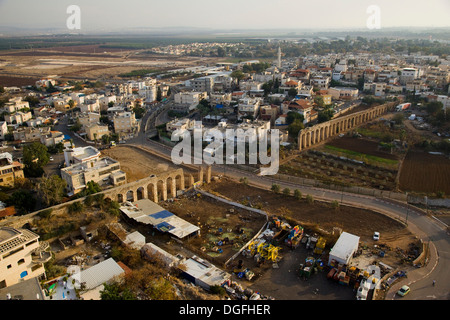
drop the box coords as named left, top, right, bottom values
left=103, top=166, right=212, bottom=204
left=297, top=102, right=395, bottom=151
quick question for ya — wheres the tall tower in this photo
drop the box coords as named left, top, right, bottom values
left=277, top=46, right=282, bottom=69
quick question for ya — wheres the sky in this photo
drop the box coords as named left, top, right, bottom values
left=0, top=0, right=449, bottom=33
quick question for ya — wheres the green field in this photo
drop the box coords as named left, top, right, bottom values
left=324, top=145, right=399, bottom=166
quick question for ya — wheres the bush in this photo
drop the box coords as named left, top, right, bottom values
left=68, top=201, right=84, bottom=214
left=306, top=195, right=314, bottom=204
left=294, top=189, right=302, bottom=200
left=271, top=184, right=281, bottom=193
left=283, top=188, right=291, bottom=196
left=38, top=208, right=53, bottom=219
left=331, top=200, right=340, bottom=210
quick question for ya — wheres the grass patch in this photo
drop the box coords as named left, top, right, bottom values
left=324, top=145, right=398, bottom=165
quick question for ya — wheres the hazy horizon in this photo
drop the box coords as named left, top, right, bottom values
left=0, top=0, right=449, bottom=34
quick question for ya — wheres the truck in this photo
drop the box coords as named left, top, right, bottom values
left=395, top=103, right=411, bottom=112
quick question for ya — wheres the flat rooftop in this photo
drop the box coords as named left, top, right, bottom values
left=62, top=157, right=119, bottom=176
left=120, top=199, right=200, bottom=239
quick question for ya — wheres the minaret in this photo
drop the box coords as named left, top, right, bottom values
left=277, top=46, right=282, bottom=69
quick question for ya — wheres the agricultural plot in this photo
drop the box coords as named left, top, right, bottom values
left=280, top=150, right=398, bottom=191
left=399, top=151, right=450, bottom=195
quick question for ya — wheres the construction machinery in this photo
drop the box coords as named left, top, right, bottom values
left=313, top=237, right=326, bottom=255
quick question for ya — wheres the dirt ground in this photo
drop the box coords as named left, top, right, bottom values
left=326, top=136, right=399, bottom=160
left=203, top=179, right=418, bottom=253
left=159, top=191, right=267, bottom=267
left=101, top=146, right=181, bottom=182
left=399, top=150, right=450, bottom=195
left=0, top=48, right=219, bottom=81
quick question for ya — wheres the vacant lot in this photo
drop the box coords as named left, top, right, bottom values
left=399, top=150, right=450, bottom=195
left=101, top=146, right=181, bottom=182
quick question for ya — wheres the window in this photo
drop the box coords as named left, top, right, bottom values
left=17, top=258, right=25, bottom=265
left=7, top=264, right=11, bottom=269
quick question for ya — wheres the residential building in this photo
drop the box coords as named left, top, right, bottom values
left=113, top=111, right=139, bottom=135
left=328, top=87, right=359, bottom=100
left=4, top=112, right=32, bottom=125
left=85, top=124, right=110, bottom=141
left=13, top=127, right=51, bottom=143
left=0, top=153, right=24, bottom=187
left=174, top=91, right=208, bottom=112
left=166, top=118, right=195, bottom=133
left=40, top=131, right=65, bottom=147
left=1, top=97, right=29, bottom=114
left=259, top=105, right=280, bottom=125
left=61, top=156, right=126, bottom=195
left=238, top=97, right=261, bottom=118
left=189, top=76, right=214, bottom=93
left=77, top=112, right=101, bottom=129
left=63, top=146, right=101, bottom=167
left=400, top=67, right=419, bottom=85
left=282, top=99, right=315, bottom=123
left=363, top=82, right=387, bottom=96
left=0, top=227, right=48, bottom=289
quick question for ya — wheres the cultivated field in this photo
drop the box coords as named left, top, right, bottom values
left=399, top=151, right=450, bottom=195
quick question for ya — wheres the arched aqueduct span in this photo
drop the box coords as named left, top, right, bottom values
left=297, top=103, right=395, bottom=151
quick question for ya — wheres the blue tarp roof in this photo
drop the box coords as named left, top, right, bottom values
left=150, top=210, right=174, bottom=220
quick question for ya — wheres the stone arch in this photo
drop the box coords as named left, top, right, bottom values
left=306, top=131, right=311, bottom=147
left=166, top=177, right=176, bottom=198
left=157, top=180, right=167, bottom=202
left=175, top=174, right=184, bottom=191
left=147, top=183, right=157, bottom=202
left=137, top=187, right=145, bottom=200
left=315, top=128, right=320, bottom=143
left=126, top=190, right=134, bottom=202
left=117, top=194, right=124, bottom=203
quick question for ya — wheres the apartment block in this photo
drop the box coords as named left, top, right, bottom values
left=61, top=156, right=126, bottom=195
left=0, top=227, right=48, bottom=289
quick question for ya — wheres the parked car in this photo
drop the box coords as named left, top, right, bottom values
left=373, top=232, right=380, bottom=241
left=397, top=285, right=410, bottom=297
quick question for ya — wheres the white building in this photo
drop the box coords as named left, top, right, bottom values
left=0, top=227, right=48, bottom=289
left=328, top=232, right=360, bottom=266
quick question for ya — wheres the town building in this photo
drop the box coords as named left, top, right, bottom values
left=61, top=156, right=126, bottom=195
left=0, top=152, right=24, bottom=187
left=0, top=227, right=49, bottom=289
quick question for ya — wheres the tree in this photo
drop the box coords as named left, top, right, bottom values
left=286, top=111, right=304, bottom=125
left=7, top=189, right=36, bottom=214
left=318, top=107, right=334, bottom=123
left=283, top=187, right=291, bottom=196
left=294, top=189, right=302, bottom=200
left=23, top=142, right=50, bottom=177
left=230, top=70, right=245, bottom=84
left=101, top=283, right=136, bottom=300
left=288, top=119, right=304, bottom=137
left=425, top=101, right=443, bottom=116
left=156, top=87, right=162, bottom=102
left=288, top=88, right=298, bottom=98
left=314, top=96, right=324, bottom=108
left=38, top=175, right=67, bottom=206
